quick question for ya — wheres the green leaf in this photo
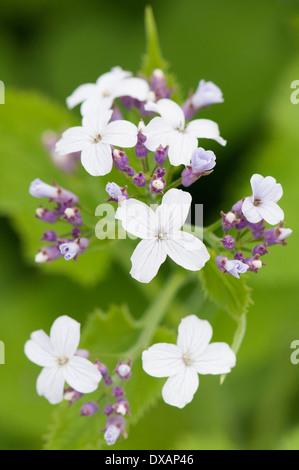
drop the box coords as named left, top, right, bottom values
left=44, top=306, right=176, bottom=450
left=0, top=89, right=113, bottom=285
left=141, top=6, right=168, bottom=77
left=199, top=250, right=252, bottom=321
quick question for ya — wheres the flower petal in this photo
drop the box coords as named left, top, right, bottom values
left=162, top=367, right=199, bottom=408
left=165, top=233, right=210, bottom=271
left=167, top=131, right=197, bottom=166
left=115, top=198, right=157, bottom=239
left=102, top=120, right=138, bottom=147
left=82, top=110, right=113, bottom=136
left=63, top=356, right=102, bottom=393
left=143, top=117, right=174, bottom=151
left=242, top=197, right=261, bottom=223
left=36, top=366, right=65, bottom=404
left=257, top=201, right=284, bottom=225
left=113, top=77, right=150, bottom=102
left=55, top=127, right=90, bottom=155
left=185, top=119, right=226, bottom=146
left=24, top=330, right=56, bottom=367
left=145, top=99, right=185, bottom=129
left=177, top=315, right=213, bottom=358
left=142, top=343, right=184, bottom=378
left=156, top=188, right=191, bottom=234
left=66, top=83, right=97, bottom=109
left=250, top=174, right=283, bottom=203
left=81, top=142, right=113, bottom=176
left=194, top=342, right=236, bottom=375
left=50, top=316, right=80, bottom=358
left=130, top=239, right=167, bottom=283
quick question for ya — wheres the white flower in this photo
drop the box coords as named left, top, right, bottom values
left=242, top=174, right=284, bottom=225
left=143, top=99, right=226, bottom=166
left=24, top=316, right=102, bottom=404
left=66, top=66, right=150, bottom=116
left=192, top=79, right=224, bottom=109
left=56, top=110, right=138, bottom=176
left=115, top=188, right=210, bottom=283
left=225, top=259, right=249, bottom=279
left=142, top=315, right=236, bottom=408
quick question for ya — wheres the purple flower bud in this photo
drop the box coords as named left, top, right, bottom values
left=106, top=183, right=128, bottom=202
left=59, top=238, right=89, bottom=261
left=221, top=211, right=238, bottom=231
left=80, top=401, right=99, bottom=417
left=234, top=252, right=245, bottom=262
left=112, top=386, right=125, bottom=398
left=215, top=255, right=229, bottom=273
left=103, top=404, right=114, bottom=416
left=40, top=230, right=58, bottom=242
left=103, top=416, right=126, bottom=446
left=221, top=235, right=235, bottom=250
left=35, top=245, right=62, bottom=263
left=110, top=106, right=124, bottom=122
left=30, top=178, right=79, bottom=204
left=63, top=387, right=83, bottom=405
left=35, top=207, right=59, bottom=224
left=154, top=145, right=168, bottom=167
left=71, top=227, right=81, bottom=239
left=94, top=361, right=109, bottom=377
left=63, top=207, right=83, bottom=226
left=113, top=148, right=129, bottom=171
left=75, top=349, right=90, bottom=359
left=181, top=167, right=196, bottom=187
left=150, top=170, right=166, bottom=194
left=115, top=360, right=131, bottom=381
left=252, top=244, right=268, bottom=256
left=232, top=199, right=243, bottom=216
left=104, top=376, right=113, bottom=386
left=133, top=172, right=146, bottom=187
left=248, top=221, right=265, bottom=239
left=42, top=132, right=80, bottom=174
left=245, top=255, right=263, bottom=273
left=264, top=226, right=292, bottom=246
left=150, top=69, right=172, bottom=100
left=112, top=398, right=130, bottom=416
left=135, top=143, right=148, bottom=159
left=125, top=166, right=135, bottom=177
left=235, top=216, right=248, bottom=231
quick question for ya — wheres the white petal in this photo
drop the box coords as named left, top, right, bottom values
left=50, top=316, right=80, bottom=358
left=242, top=197, right=262, bottom=223
left=64, top=356, right=102, bottom=393
left=81, top=142, right=113, bottom=176
left=113, top=77, right=150, bottom=102
left=36, top=366, right=65, bottom=405
left=257, top=201, right=284, bottom=225
left=55, top=127, right=90, bottom=155
left=250, top=174, right=283, bottom=202
left=165, top=233, right=210, bottom=271
left=162, top=367, right=199, bottom=408
left=66, top=83, right=97, bottom=109
left=130, top=239, right=167, bottom=283
left=145, top=99, right=185, bottom=129
left=82, top=110, right=113, bottom=136
left=143, top=117, right=175, bottom=151
left=194, top=343, right=236, bottom=375
left=177, top=315, right=213, bottom=358
left=156, top=188, right=192, bottom=234
left=115, top=198, right=157, bottom=239
left=102, top=120, right=138, bottom=147
left=167, top=131, right=197, bottom=166
left=185, top=119, right=227, bottom=146
left=142, top=343, right=184, bottom=378
left=81, top=95, right=114, bottom=116
left=24, top=330, right=56, bottom=367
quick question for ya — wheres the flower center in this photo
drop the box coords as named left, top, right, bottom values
left=253, top=198, right=261, bottom=206
left=56, top=356, right=69, bottom=366
left=93, top=134, right=102, bottom=143
left=156, top=231, right=167, bottom=240
left=102, top=90, right=110, bottom=97
left=182, top=353, right=193, bottom=366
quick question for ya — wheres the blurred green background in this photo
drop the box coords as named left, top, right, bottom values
left=0, top=0, right=299, bottom=450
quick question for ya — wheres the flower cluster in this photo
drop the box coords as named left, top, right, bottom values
left=216, top=174, right=292, bottom=278
left=25, top=315, right=132, bottom=446
left=29, top=179, right=91, bottom=263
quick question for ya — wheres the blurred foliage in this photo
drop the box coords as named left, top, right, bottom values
left=0, top=0, right=298, bottom=450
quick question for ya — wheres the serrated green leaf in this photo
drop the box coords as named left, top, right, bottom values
left=44, top=306, right=176, bottom=450
left=199, top=250, right=252, bottom=321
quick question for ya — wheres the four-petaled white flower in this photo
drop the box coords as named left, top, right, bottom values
left=143, top=99, right=226, bottom=166
left=56, top=110, right=138, bottom=176
left=115, top=188, right=210, bottom=283
left=142, top=315, right=236, bottom=408
left=242, top=174, right=284, bottom=225
left=24, top=316, right=102, bottom=404
left=66, top=66, right=150, bottom=116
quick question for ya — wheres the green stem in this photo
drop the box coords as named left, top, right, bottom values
left=205, top=218, right=222, bottom=233
left=128, top=271, right=187, bottom=355
left=220, top=313, right=247, bottom=385
left=165, top=177, right=182, bottom=191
